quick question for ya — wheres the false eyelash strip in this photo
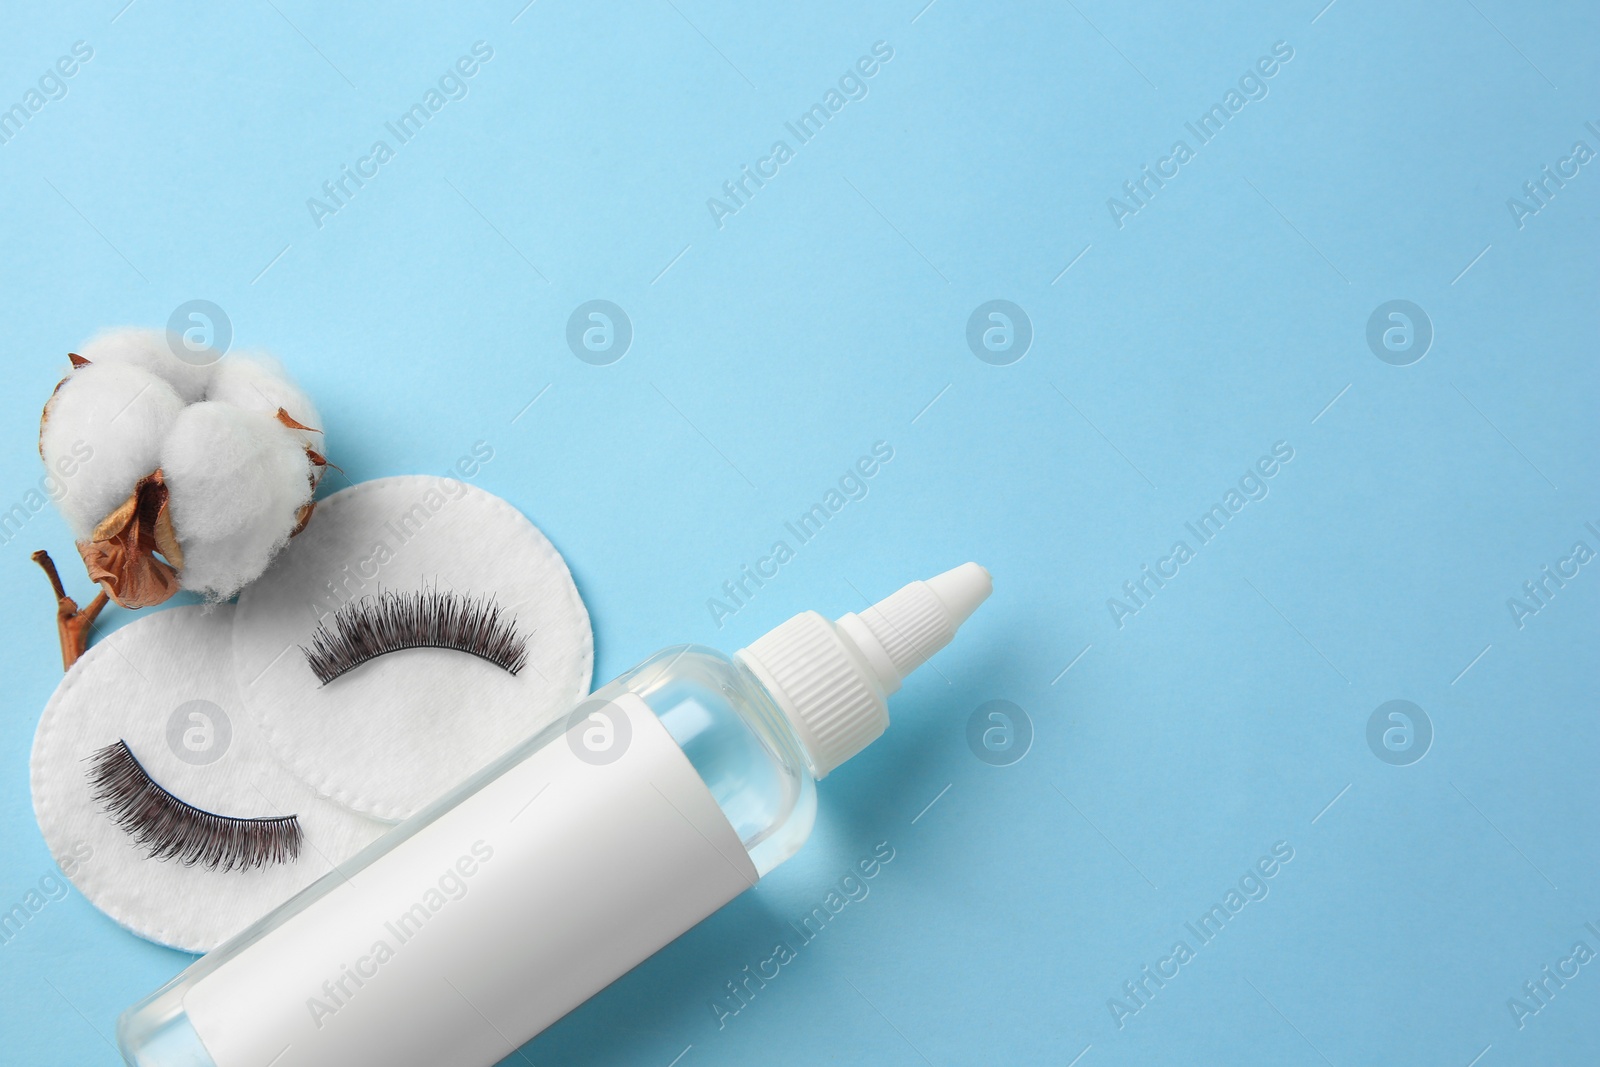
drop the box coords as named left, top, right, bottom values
left=300, top=588, right=530, bottom=686
left=86, top=740, right=303, bottom=871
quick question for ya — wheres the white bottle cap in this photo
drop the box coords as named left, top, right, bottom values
left=735, top=563, right=992, bottom=778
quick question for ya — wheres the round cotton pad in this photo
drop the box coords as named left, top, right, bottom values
left=231, top=476, right=593, bottom=821
left=31, top=605, right=389, bottom=953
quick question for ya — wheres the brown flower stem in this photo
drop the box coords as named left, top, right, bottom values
left=32, top=550, right=108, bottom=670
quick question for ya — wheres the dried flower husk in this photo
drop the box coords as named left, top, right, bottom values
left=77, top=469, right=183, bottom=609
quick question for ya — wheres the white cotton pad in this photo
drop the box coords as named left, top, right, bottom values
left=30, top=605, right=389, bottom=953
left=231, top=476, right=594, bottom=822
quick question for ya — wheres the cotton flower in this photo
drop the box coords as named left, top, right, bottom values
left=36, top=328, right=327, bottom=663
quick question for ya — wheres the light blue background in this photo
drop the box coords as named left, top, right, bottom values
left=2, top=1, right=1597, bottom=1064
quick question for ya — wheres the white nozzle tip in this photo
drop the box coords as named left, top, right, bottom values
left=738, top=563, right=993, bottom=778
left=925, top=562, right=992, bottom=629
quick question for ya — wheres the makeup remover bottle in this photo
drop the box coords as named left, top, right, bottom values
left=117, top=563, right=992, bottom=1067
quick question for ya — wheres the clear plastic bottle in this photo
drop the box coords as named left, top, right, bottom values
left=118, top=564, right=991, bottom=1067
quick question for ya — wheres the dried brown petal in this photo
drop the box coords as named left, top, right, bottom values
left=291, top=446, right=328, bottom=539
left=68, top=353, right=91, bottom=369
left=78, top=470, right=182, bottom=609
left=153, top=504, right=185, bottom=573
left=275, top=407, right=321, bottom=434
left=290, top=499, right=317, bottom=538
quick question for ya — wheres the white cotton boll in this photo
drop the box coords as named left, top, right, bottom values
left=76, top=326, right=217, bottom=404
left=40, top=329, right=324, bottom=614
left=162, top=403, right=315, bottom=600
left=162, top=405, right=278, bottom=541
left=39, top=363, right=184, bottom=539
left=206, top=353, right=324, bottom=453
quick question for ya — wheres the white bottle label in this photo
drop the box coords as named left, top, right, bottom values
left=184, top=692, right=758, bottom=1067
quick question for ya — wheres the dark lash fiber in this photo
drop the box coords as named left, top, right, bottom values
left=86, top=740, right=302, bottom=871
left=301, top=588, right=529, bottom=686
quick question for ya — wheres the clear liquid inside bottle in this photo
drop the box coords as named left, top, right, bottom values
left=118, top=644, right=817, bottom=1066
left=620, top=645, right=817, bottom=876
